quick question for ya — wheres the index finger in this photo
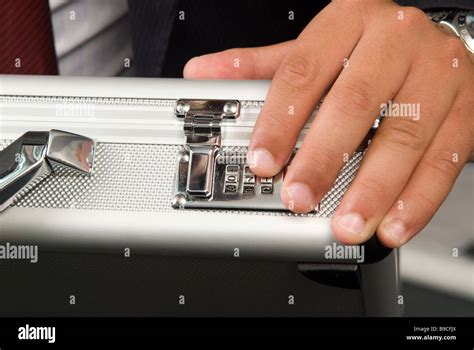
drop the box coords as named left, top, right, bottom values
left=247, top=2, right=364, bottom=177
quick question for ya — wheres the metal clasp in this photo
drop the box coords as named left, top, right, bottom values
left=0, top=130, right=94, bottom=212
left=173, top=99, right=240, bottom=204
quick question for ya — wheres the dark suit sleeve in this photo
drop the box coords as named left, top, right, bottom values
left=128, top=0, right=474, bottom=78
left=128, top=0, right=178, bottom=77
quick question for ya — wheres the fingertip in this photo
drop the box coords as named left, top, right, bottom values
left=183, top=51, right=242, bottom=79
left=246, top=148, right=281, bottom=177
left=376, top=218, right=410, bottom=248
left=331, top=212, right=373, bottom=245
left=183, top=56, right=203, bottom=79
left=280, top=182, right=316, bottom=213
left=376, top=232, right=402, bottom=249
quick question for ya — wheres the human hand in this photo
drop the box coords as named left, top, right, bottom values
left=184, top=0, right=474, bottom=248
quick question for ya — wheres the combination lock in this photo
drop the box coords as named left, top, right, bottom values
left=173, top=148, right=290, bottom=211
left=172, top=99, right=295, bottom=211
left=224, top=165, right=272, bottom=196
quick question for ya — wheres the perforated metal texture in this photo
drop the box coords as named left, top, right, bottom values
left=0, top=141, right=362, bottom=217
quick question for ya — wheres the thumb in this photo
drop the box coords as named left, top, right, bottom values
left=183, top=40, right=294, bottom=80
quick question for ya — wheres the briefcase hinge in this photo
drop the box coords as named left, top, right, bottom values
left=175, top=99, right=240, bottom=145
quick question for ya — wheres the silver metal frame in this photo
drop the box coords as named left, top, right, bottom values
left=0, top=75, right=391, bottom=265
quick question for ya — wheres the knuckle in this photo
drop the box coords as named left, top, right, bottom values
left=378, top=118, right=425, bottom=152
left=278, top=54, right=319, bottom=91
left=399, top=6, right=429, bottom=30
left=425, top=149, right=460, bottom=180
left=256, top=109, right=301, bottom=152
left=297, top=145, right=341, bottom=187
left=258, top=108, right=291, bottom=136
left=333, top=0, right=365, bottom=11
left=412, top=190, right=438, bottom=214
left=331, top=0, right=367, bottom=24
left=330, top=79, right=376, bottom=118
left=357, top=175, right=389, bottom=198
left=312, top=144, right=340, bottom=168
left=268, top=110, right=289, bottom=130
left=442, top=36, right=468, bottom=60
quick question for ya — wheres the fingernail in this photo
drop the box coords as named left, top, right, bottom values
left=283, top=183, right=316, bottom=212
left=247, top=148, right=279, bottom=175
left=336, top=213, right=366, bottom=236
left=383, top=219, right=408, bottom=244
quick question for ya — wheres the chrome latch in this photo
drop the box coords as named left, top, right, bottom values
left=173, top=99, right=240, bottom=202
left=175, top=99, right=240, bottom=142
left=172, top=99, right=289, bottom=211
left=0, top=130, right=94, bottom=212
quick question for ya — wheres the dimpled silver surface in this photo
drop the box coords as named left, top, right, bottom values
left=0, top=141, right=361, bottom=217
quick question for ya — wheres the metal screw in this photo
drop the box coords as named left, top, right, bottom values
left=223, top=101, right=238, bottom=115
left=172, top=193, right=187, bottom=209
left=178, top=151, right=189, bottom=163
left=176, top=101, right=190, bottom=115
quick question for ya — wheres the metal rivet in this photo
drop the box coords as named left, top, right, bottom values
left=178, top=152, right=189, bottom=163
left=176, top=101, right=190, bottom=114
left=172, top=193, right=187, bottom=209
left=223, top=101, right=238, bottom=115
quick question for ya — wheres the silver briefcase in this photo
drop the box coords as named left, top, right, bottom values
left=0, top=75, right=399, bottom=316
